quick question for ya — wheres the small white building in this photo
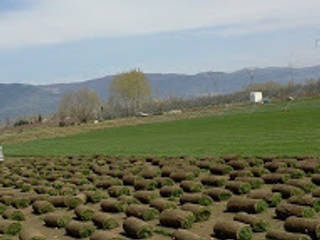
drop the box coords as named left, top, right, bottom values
left=250, top=92, right=263, bottom=103
left=0, top=146, right=4, bottom=162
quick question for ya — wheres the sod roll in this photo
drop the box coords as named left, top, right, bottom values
left=134, top=191, right=159, bottom=204
left=159, top=209, right=195, bottom=229
left=213, top=220, right=252, bottom=240
left=160, top=186, right=183, bottom=198
left=0, top=220, right=22, bottom=235
left=287, top=179, right=316, bottom=193
left=288, top=195, right=320, bottom=212
left=226, top=181, right=251, bottom=194
left=123, top=217, right=152, bottom=239
left=180, top=181, right=202, bottom=193
left=227, top=197, right=268, bottom=213
left=2, top=209, right=25, bottom=221
left=235, top=177, right=264, bottom=189
left=230, top=170, right=254, bottom=180
left=203, top=188, right=232, bottom=201
left=275, top=203, right=315, bottom=219
left=92, top=212, right=119, bottom=230
left=126, top=204, right=159, bottom=221
left=209, top=164, right=233, bottom=175
left=134, top=180, right=157, bottom=191
left=32, top=201, right=54, bottom=214
left=201, top=176, right=226, bottom=187
left=262, top=174, right=290, bottom=184
left=101, top=199, right=127, bottom=213
left=172, top=229, right=204, bottom=240
left=66, top=220, right=96, bottom=238
left=181, top=203, right=211, bottom=222
left=150, top=199, right=177, bottom=212
left=284, top=216, right=320, bottom=239
left=48, top=196, right=66, bottom=207
left=75, top=205, right=95, bottom=221
left=265, top=229, right=311, bottom=240
left=247, top=190, right=282, bottom=207
left=272, top=184, right=304, bottom=199
left=43, top=213, right=72, bottom=228
left=180, top=193, right=213, bottom=206
left=234, top=212, right=269, bottom=232
left=90, top=231, right=125, bottom=240
left=19, top=227, right=46, bottom=240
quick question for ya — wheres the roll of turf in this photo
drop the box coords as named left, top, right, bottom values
left=265, top=229, right=311, bottom=240
left=85, top=191, right=108, bottom=203
left=75, top=205, right=95, bottom=221
left=249, top=167, right=270, bottom=177
left=172, top=229, right=204, bottom=240
left=126, top=204, right=159, bottom=221
left=179, top=193, right=213, bottom=206
left=284, top=216, right=320, bottom=239
left=181, top=203, right=211, bottom=222
left=0, top=220, right=22, bottom=235
left=160, top=186, right=183, bottom=198
left=12, top=198, right=30, bottom=209
left=287, top=179, right=316, bottom=193
left=209, top=164, right=233, bottom=175
left=65, top=220, right=96, bottom=238
left=169, top=171, right=195, bottom=182
left=134, top=180, right=157, bottom=191
left=247, top=190, right=282, bottom=207
left=226, top=197, right=268, bottom=213
left=90, top=231, right=125, bottom=240
left=203, top=188, right=232, bottom=201
left=272, top=184, right=304, bottom=199
left=19, top=227, right=46, bottom=240
left=230, top=171, right=254, bottom=180
left=100, top=199, right=127, bottom=213
left=213, top=220, right=252, bottom=240
left=312, top=174, right=320, bottom=185
left=134, top=191, right=159, bottom=204
left=201, top=176, right=226, bottom=187
left=262, top=174, right=290, bottom=184
left=64, top=196, right=84, bottom=209
left=180, top=181, right=202, bottom=192
left=48, top=196, right=66, bottom=207
left=123, top=217, right=152, bottom=239
left=122, top=175, right=136, bottom=186
left=275, top=203, right=315, bottom=219
left=92, top=212, right=119, bottom=230
left=288, top=195, right=320, bottom=212
left=43, top=213, right=71, bottom=228
left=159, top=209, right=195, bottom=229
left=235, top=177, right=264, bottom=189
left=2, top=209, right=25, bottom=221
left=154, top=177, right=174, bottom=187
left=150, top=199, right=177, bottom=212
left=32, top=201, right=54, bottom=214
left=226, top=181, right=251, bottom=194
left=277, top=168, right=305, bottom=179
left=0, top=203, right=8, bottom=214
left=233, top=212, right=269, bottom=232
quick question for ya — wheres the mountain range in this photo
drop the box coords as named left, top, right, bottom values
left=1, top=65, right=320, bottom=122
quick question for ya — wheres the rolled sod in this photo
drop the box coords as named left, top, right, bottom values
left=32, top=201, right=54, bottom=214
left=101, top=199, right=127, bottom=213
left=312, top=188, right=320, bottom=197
left=119, top=195, right=140, bottom=205
left=64, top=196, right=84, bottom=209
left=275, top=203, right=315, bottom=219
left=262, top=174, right=290, bottom=184
left=180, top=181, right=202, bottom=192
left=203, top=188, right=232, bottom=201
left=2, top=209, right=25, bottom=221
left=181, top=203, right=211, bottom=222
left=159, top=209, right=195, bottom=229
left=209, top=164, right=233, bottom=175
left=90, top=231, right=125, bottom=240
left=172, top=229, right=204, bottom=240
left=249, top=167, right=270, bottom=177
left=277, top=168, right=305, bottom=179
left=43, top=213, right=72, bottom=228
left=180, top=193, right=213, bottom=206
left=85, top=191, right=108, bottom=203
left=12, top=198, right=30, bottom=209
left=150, top=199, right=177, bottom=212
left=272, top=184, right=304, bottom=199
left=284, top=216, right=320, bottom=239
left=134, top=180, right=157, bottom=191
left=134, top=191, right=159, bottom=204
left=169, top=171, right=195, bottom=182
left=92, top=212, right=118, bottom=230
left=226, top=181, right=251, bottom=194
left=287, top=179, right=316, bottom=193
left=247, top=190, right=282, bottom=207
left=123, top=217, right=153, bottom=239
left=230, top=170, right=254, bottom=180
left=288, top=195, right=320, bottom=212
left=213, top=220, right=252, bottom=240
left=48, top=196, right=66, bottom=207
left=122, top=175, right=136, bottom=185
left=265, top=229, right=311, bottom=240
left=75, top=205, right=95, bottom=221
left=19, top=227, right=46, bottom=240
left=233, top=212, right=269, bottom=232
left=160, top=186, right=183, bottom=198
left=66, top=220, right=96, bottom=238
left=226, top=197, right=268, bottom=213
left=107, top=186, right=130, bottom=197
left=264, top=161, right=287, bottom=172
left=154, top=177, right=174, bottom=187
left=235, top=177, right=264, bottom=189
left=0, top=220, right=22, bottom=235
left=0, top=203, right=8, bottom=214
left=201, top=176, right=226, bottom=187
left=126, top=204, right=159, bottom=221
left=312, top=174, right=320, bottom=185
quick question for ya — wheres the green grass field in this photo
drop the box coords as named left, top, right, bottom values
left=4, top=98, right=320, bottom=157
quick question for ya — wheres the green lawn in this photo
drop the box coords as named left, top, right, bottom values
left=4, top=98, right=320, bottom=157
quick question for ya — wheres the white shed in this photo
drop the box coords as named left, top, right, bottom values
left=250, top=92, right=263, bottom=103
left=0, top=146, right=4, bottom=162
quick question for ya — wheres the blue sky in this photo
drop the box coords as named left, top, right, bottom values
left=0, top=0, right=319, bottom=85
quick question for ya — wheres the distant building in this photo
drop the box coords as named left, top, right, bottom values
left=250, top=92, right=263, bottom=103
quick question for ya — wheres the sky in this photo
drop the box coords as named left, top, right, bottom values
left=0, top=0, right=320, bottom=85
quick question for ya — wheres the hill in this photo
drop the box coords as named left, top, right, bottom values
left=1, top=65, right=320, bottom=121
left=4, top=97, right=320, bottom=157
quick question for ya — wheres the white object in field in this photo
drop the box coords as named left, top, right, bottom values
left=166, top=109, right=182, bottom=115
left=94, top=120, right=99, bottom=124
left=136, top=112, right=149, bottom=117
left=250, top=92, right=263, bottom=103
left=0, top=146, right=4, bottom=162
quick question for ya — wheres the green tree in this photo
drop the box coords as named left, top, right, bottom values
left=58, top=88, right=100, bottom=123
left=109, top=69, right=151, bottom=115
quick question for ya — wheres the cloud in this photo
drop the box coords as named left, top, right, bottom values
left=0, top=0, right=319, bottom=49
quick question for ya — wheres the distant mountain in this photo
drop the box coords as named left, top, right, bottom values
left=1, top=65, right=320, bottom=121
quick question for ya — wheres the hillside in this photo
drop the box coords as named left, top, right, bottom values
left=1, top=65, right=320, bottom=121
left=4, top=97, right=320, bottom=157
